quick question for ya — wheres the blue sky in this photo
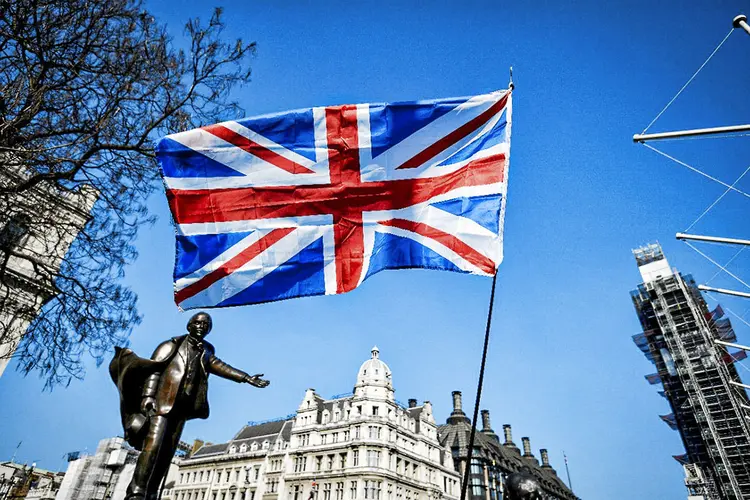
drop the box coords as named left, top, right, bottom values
left=2, top=1, right=750, bottom=499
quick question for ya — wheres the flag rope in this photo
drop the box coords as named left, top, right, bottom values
left=642, top=143, right=750, bottom=199
left=684, top=163, right=750, bottom=232
left=459, top=272, right=497, bottom=500
left=685, top=241, right=750, bottom=291
left=641, top=27, right=734, bottom=134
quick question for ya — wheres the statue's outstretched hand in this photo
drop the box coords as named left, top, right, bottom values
left=245, top=373, right=270, bottom=388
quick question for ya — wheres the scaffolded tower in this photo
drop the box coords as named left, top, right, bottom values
left=631, top=244, right=750, bottom=500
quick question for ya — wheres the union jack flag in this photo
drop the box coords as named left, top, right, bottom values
left=156, top=90, right=512, bottom=309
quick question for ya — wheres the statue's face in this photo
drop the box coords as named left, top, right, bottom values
left=187, top=312, right=212, bottom=338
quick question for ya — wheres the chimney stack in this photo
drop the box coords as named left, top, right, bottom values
left=521, top=437, right=539, bottom=465
left=540, top=449, right=555, bottom=473
left=479, top=410, right=499, bottom=441
left=502, top=425, right=520, bottom=453
left=452, top=391, right=463, bottom=411
left=408, top=399, right=417, bottom=408
left=447, top=391, right=470, bottom=424
left=480, top=410, right=492, bottom=431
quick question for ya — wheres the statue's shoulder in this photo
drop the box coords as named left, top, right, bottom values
left=203, top=340, right=216, bottom=354
left=151, top=336, right=184, bottom=360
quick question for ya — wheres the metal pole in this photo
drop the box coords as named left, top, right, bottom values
left=699, top=285, right=750, bottom=299
left=729, top=380, right=750, bottom=390
left=633, top=123, right=750, bottom=142
left=677, top=233, right=750, bottom=247
left=715, top=340, right=750, bottom=352
left=734, top=15, right=750, bottom=37
left=563, top=452, right=573, bottom=493
left=459, top=273, right=498, bottom=500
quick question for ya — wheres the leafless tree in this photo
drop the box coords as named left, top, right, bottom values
left=0, top=0, right=255, bottom=387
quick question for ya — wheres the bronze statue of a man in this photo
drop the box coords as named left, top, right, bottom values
left=110, top=312, right=269, bottom=500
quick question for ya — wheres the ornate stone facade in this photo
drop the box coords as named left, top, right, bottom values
left=173, top=347, right=460, bottom=500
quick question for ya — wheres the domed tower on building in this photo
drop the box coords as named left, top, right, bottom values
left=353, top=346, right=394, bottom=401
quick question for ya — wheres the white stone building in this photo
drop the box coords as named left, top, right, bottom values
left=0, top=461, right=64, bottom=500
left=0, top=166, right=97, bottom=377
left=55, top=437, right=181, bottom=500
left=173, top=347, right=460, bottom=500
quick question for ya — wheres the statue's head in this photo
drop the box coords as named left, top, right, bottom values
left=187, top=312, right=212, bottom=339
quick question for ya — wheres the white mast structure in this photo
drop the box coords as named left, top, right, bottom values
left=633, top=14, right=750, bottom=302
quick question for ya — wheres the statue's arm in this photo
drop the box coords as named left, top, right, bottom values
left=142, top=340, right=175, bottom=411
left=207, top=354, right=269, bottom=387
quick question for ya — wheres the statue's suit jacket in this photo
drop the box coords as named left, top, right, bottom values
left=110, top=335, right=250, bottom=450
left=143, top=335, right=251, bottom=419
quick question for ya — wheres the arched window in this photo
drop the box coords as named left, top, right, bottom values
left=251, top=442, right=259, bottom=451
left=229, top=445, right=237, bottom=454
left=262, top=440, right=270, bottom=450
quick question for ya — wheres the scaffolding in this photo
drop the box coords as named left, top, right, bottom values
left=631, top=244, right=750, bottom=500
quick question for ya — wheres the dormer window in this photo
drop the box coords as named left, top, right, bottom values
left=262, top=440, right=269, bottom=450
left=251, top=442, right=259, bottom=451
left=229, top=445, right=237, bottom=454
left=239, top=444, right=248, bottom=453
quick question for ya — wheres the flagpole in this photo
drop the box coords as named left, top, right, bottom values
left=459, top=272, right=498, bottom=500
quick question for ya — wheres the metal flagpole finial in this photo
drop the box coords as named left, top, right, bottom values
left=734, top=15, right=750, bottom=36
left=508, top=66, right=514, bottom=90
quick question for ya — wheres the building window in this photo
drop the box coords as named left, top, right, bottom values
left=323, top=483, right=332, bottom=500
left=216, top=472, right=222, bottom=483
left=229, top=446, right=237, bottom=454
left=335, top=483, right=344, bottom=500
left=180, top=474, right=185, bottom=484
left=299, top=434, right=309, bottom=447
left=267, top=480, right=279, bottom=494
left=321, top=434, right=328, bottom=445
left=291, top=485, right=301, bottom=500
left=344, top=431, right=350, bottom=441
left=352, top=450, right=359, bottom=466
left=332, top=433, right=339, bottom=443
left=372, top=407, right=379, bottom=416
left=316, top=456, right=323, bottom=472
left=354, top=427, right=360, bottom=439
left=363, top=481, right=381, bottom=500
left=339, top=453, right=347, bottom=469
left=350, top=482, right=357, bottom=500
left=327, top=455, right=334, bottom=470
left=240, top=444, right=247, bottom=453
left=366, top=450, right=381, bottom=467
left=251, top=442, right=258, bottom=451
left=262, top=441, right=269, bottom=450
left=0, top=214, right=30, bottom=253
left=294, top=456, right=307, bottom=473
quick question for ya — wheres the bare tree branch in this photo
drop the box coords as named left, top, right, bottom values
left=0, top=0, right=255, bottom=388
